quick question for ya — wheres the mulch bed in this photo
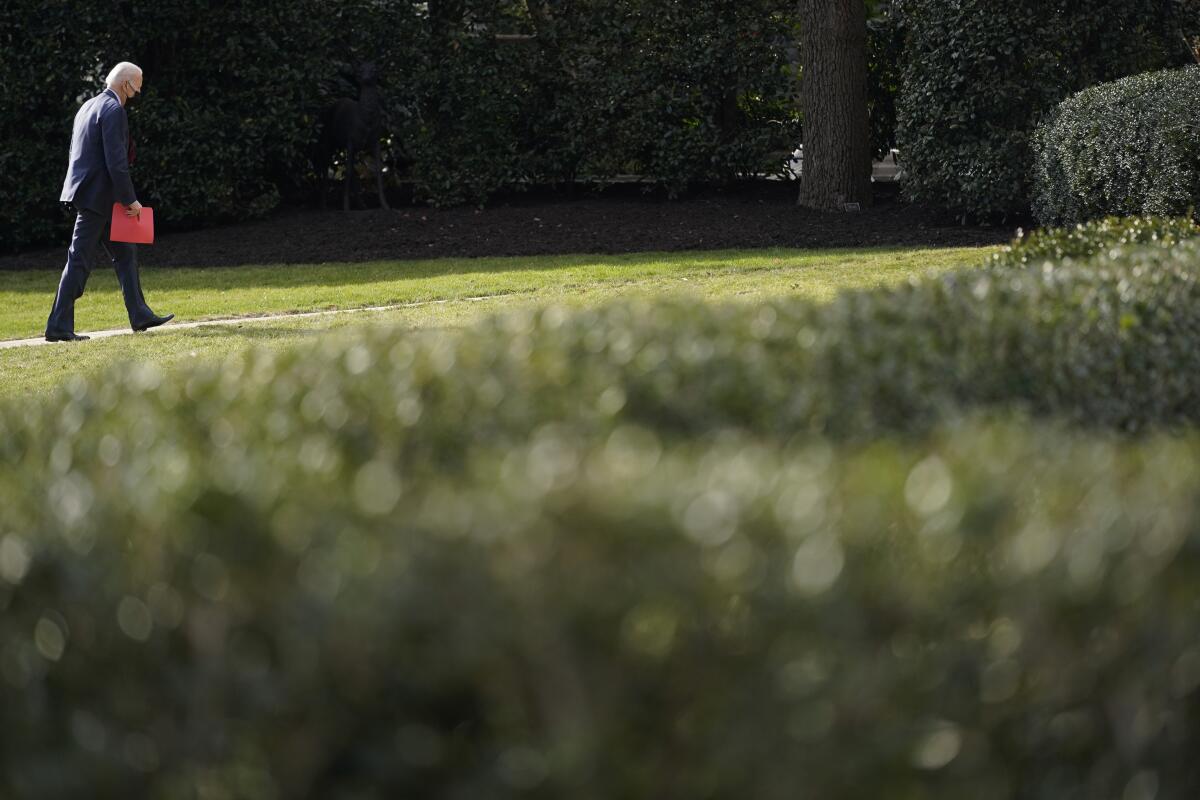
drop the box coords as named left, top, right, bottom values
left=1, top=182, right=1017, bottom=270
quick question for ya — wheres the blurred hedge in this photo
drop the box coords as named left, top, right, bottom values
left=5, top=413, right=1200, bottom=797
left=896, top=0, right=1193, bottom=221
left=0, top=0, right=799, bottom=250
left=5, top=233, right=1200, bottom=795
left=1032, top=66, right=1200, bottom=226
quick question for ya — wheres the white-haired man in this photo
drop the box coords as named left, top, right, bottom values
left=46, top=62, right=172, bottom=342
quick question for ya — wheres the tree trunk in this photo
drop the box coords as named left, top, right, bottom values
left=796, top=0, right=872, bottom=211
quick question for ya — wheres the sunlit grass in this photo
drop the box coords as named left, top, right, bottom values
left=0, top=245, right=996, bottom=398
left=0, top=246, right=990, bottom=341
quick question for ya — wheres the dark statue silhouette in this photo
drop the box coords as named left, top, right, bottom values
left=315, top=62, right=390, bottom=211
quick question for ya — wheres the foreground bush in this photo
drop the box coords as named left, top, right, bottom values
left=989, top=215, right=1200, bottom=269
left=1033, top=66, right=1200, bottom=225
left=3, top=420, right=1200, bottom=798
left=4, top=238, right=1200, bottom=796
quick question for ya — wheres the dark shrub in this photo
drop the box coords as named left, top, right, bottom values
left=511, top=0, right=801, bottom=199
left=0, top=0, right=799, bottom=248
left=0, top=0, right=392, bottom=250
left=0, top=3, right=119, bottom=249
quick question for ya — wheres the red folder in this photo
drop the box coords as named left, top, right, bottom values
left=110, top=203, right=154, bottom=244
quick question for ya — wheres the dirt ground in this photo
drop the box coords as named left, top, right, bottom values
left=1, top=182, right=1016, bottom=270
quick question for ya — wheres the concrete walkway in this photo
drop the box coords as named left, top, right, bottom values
left=0, top=295, right=497, bottom=351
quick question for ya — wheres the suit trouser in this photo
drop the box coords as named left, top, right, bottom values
left=46, top=206, right=152, bottom=336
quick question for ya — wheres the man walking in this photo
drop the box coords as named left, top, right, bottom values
left=46, top=62, right=172, bottom=342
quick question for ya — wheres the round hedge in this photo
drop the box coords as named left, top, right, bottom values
left=1032, top=66, right=1200, bottom=226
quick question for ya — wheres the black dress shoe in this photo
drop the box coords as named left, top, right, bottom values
left=45, top=332, right=91, bottom=342
left=133, top=313, right=174, bottom=332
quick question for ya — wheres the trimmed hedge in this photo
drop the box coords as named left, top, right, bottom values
left=1032, top=66, right=1200, bottom=226
left=0, top=0, right=799, bottom=249
left=7, top=0, right=1191, bottom=246
left=0, top=0, right=373, bottom=249
left=896, top=0, right=1192, bottom=221
left=0, top=2, right=123, bottom=249
left=989, top=215, right=1200, bottom=269
left=501, top=0, right=801, bottom=201
left=4, top=0, right=1193, bottom=247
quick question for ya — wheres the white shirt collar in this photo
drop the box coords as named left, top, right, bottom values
left=104, top=87, right=123, bottom=106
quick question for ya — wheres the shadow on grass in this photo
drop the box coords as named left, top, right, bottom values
left=0, top=245, right=957, bottom=296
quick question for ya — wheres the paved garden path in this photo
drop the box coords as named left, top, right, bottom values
left=0, top=295, right=495, bottom=350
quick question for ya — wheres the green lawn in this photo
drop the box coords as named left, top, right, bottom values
left=0, top=245, right=993, bottom=398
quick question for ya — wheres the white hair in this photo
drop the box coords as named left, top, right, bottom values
left=105, top=62, right=143, bottom=88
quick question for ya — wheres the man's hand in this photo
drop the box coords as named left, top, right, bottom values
left=125, top=200, right=142, bottom=219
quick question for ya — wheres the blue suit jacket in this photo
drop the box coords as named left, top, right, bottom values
left=60, top=88, right=137, bottom=214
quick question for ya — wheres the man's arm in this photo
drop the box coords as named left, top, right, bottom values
left=100, top=105, right=139, bottom=210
